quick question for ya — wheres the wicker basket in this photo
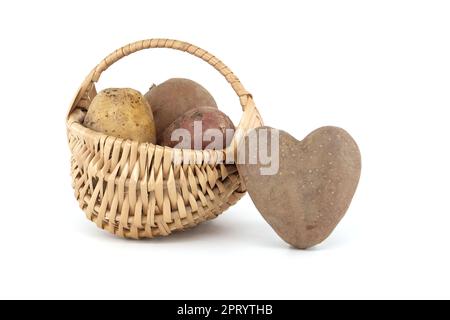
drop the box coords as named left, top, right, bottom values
left=66, top=39, right=263, bottom=239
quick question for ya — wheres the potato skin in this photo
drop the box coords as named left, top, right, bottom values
left=83, top=88, right=156, bottom=143
left=144, top=78, right=218, bottom=141
left=161, top=106, right=235, bottom=150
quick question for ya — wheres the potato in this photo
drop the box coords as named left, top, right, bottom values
left=83, top=88, right=156, bottom=143
left=237, top=126, right=361, bottom=249
left=144, top=78, right=218, bottom=141
left=161, top=106, right=235, bottom=150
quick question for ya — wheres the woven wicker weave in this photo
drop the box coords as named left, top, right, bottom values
left=66, top=39, right=263, bottom=238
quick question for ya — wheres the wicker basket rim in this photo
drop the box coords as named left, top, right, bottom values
left=66, top=38, right=262, bottom=160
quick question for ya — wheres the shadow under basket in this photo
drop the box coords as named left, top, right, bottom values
left=66, top=39, right=263, bottom=239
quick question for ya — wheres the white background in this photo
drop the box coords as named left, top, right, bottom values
left=0, top=0, right=449, bottom=300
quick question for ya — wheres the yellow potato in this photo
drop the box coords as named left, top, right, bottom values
left=84, top=88, right=156, bottom=143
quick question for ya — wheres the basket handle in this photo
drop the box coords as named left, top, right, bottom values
left=68, top=39, right=252, bottom=116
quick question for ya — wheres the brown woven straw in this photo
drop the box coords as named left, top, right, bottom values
left=66, top=39, right=263, bottom=239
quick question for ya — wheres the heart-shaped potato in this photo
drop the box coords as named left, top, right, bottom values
left=237, top=126, right=361, bottom=249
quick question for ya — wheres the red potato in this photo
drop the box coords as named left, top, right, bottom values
left=144, top=78, right=218, bottom=141
left=161, top=106, right=235, bottom=150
